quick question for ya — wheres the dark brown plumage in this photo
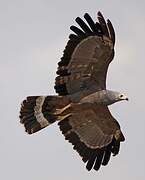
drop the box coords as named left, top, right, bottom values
left=19, top=11, right=126, bottom=171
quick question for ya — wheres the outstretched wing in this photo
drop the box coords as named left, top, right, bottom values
left=58, top=103, right=125, bottom=171
left=55, top=12, right=115, bottom=97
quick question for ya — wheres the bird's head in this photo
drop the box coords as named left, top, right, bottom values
left=116, top=93, right=129, bottom=102
left=106, top=90, right=129, bottom=105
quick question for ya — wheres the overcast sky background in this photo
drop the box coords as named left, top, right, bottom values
left=0, top=0, right=145, bottom=179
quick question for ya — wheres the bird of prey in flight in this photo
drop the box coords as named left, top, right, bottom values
left=20, top=11, right=128, bottom=171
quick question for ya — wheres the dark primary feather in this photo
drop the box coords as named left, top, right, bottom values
left=75, top=17, right=92, bottom=34
left=112, top=140, right=120, bottom=156
left=102, top=143, right=112, bottom=166
left=97, top=11, right=109, bottom=37
left=84, top=13, right=98, bottom=33
left=94, top=150, right=104, bottom=171
left=95, top=22, right=103, bottom=35
left=86, top=150, right=97, bottom=171
left=107, top=19, right=115, bottom=45
left=70, top=26, right=86, bottom=36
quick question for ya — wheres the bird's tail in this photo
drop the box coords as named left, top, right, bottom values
left=19, top=95, right=70, bottom=134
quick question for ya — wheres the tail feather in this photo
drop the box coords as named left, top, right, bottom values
left=20, top=96, right=69, bottom=134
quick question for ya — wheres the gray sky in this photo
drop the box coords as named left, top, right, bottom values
left=0, top=0, right=145, bottom=179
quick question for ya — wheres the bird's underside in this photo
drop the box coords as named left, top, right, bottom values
left=20, top=11, right=125, bottom=171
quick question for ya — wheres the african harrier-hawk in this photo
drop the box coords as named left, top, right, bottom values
left=20, top=11, right=128, bottom=171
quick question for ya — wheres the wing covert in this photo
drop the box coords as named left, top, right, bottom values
left=58, top=103, right=125, bottom=171
left=55, top=12, right=115, bottom=97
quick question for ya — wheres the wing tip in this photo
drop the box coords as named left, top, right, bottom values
left=97, top=11, right=103, bottom=17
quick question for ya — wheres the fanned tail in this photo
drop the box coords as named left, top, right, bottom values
left=19, top=96, right=70, bottom=134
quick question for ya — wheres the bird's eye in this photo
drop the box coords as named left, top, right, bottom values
left=120, top=94, right=123, bottom=98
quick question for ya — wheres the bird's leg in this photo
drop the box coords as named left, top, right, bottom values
left=54, top=103, right=71, bottom=115
left=57, top=113, right=72, bottom=121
